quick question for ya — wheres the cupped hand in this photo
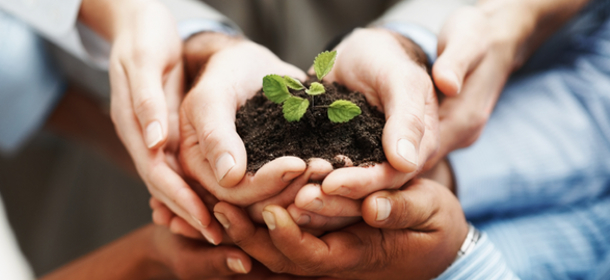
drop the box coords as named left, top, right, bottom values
left=319, top=28, right=439, bottom=200
left=179, top=33, right=309, bottom=201
left=151, top=158, right=360, bottom=238
left=213, top=178, right=468, bottom=280
left=80, top=0, right=221, bottom=244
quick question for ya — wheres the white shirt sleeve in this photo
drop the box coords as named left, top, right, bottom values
left=0, top=195, right=35, bottom=280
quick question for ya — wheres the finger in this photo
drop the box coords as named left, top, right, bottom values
left=294, top=184, right=361, bottom=217
left=247, top=158, right=333, bottom=223
left=262, top=205, right=361, bottom=274
left=179, top=244, right=253, bottom=276
left=149, top=163, right=222, bottom=245
left=380, top=62, right=431, bottom=174
left=124, top=61, right=170, bottom=149
left=287, top=204, right=361, bottom=231
left=426, top=54, right=505, bottom=167
left=418, top=92, right=440, bottom=172
left=151, top=201, right=173, bottom=227
left=110, top=61, right=221, bottom=244
left=182, top=139, right=307, bottom=206
left=213, top=202, right=298, bottom=274
left=433, top=7, right=487, bottom=96
left=149, top=197, right=164, bottom=209
left=184, top=85, right=247, bottom=188
left=321, top=162, right=411, bottom=199
left=361, top=178, right=444, bottom=230
left=169, top=215, right=204, bottom=239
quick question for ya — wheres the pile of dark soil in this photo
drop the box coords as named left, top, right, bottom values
left=236, top=78, right=386, bottom=172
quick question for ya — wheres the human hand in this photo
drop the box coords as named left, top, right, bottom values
left=426, top=0, right=589, bottom=168
left=213, top=178, right=468, bottom=280
left=179, top=33, right=309, bottom=203
left=79, top=0, right=220, bottom=243
left=151, top=158, right=359, bottom=238
left=317, top=28, right=439, bottom=201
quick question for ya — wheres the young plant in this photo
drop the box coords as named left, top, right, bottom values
left=262, top=50, right=362, bottom=123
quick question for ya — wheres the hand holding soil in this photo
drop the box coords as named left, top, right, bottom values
left=159, top=28, right=440, bottom=239
left=294, top=28, right=440, bottom=224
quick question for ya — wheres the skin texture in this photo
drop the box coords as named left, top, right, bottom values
left=425, top=0, right=591, bottom=169
left=272, top=0, right=592, bottom=226
left=79, top=0, right=223, bottom=243
left=153, top=28, right=438, bottom=236
left=40, top=224, right=253, bottom=280
left=213, top=179, right=468, bottom=280
left=148, top=0, right=589, bottom=277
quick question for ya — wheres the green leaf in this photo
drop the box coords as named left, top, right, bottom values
left=263, top=74, right=290, bottom=104
left=313, top=50, right=337, bottom=81
left=305, top=82, right=325, bottom=95
left=283, top=76, right=305, bottom=90
left=283, top=96, right=310, bottom=122
left=328, top=100, right=361, bottom=123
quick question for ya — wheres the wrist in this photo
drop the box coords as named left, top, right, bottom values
left=183, top=32, right=245, bottom=87
left=78, top=0, right=154, bottom=41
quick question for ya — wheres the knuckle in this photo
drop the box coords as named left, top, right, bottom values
left=134, top=96, right=157, bottom=119
left=402, top=112, right=426, bottom=139
left=392, top=195, right=414, bottom=227
left=466, top=111, right=489, bottom=134
left=267, top=261, right=290, bottom=274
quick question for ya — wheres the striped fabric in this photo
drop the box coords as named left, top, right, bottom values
left=437, top=0, right=610, bottom=279
left=436, top=234, right=520, bottom=280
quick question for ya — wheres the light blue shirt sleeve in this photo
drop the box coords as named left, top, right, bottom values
left=448, top=0, right=610, bottom=220
left=0, top=11, right=65, bottom=154
left=479, top=195, right=610, bottom=280
left=435, top=233, right=520, bottom=280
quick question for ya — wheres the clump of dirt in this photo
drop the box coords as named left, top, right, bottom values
left=236, top=78, right=386, bottom=172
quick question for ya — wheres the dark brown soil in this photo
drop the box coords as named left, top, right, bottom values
left=236, top=78, right=386, bottom=172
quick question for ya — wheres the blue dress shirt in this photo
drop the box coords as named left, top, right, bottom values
left=437, top=0, right=610, bottom=279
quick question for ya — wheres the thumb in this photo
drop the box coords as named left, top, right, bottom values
left=361, top=178, right=443, bottom=230
left=380, top=64, right=432, bottom=174
left=432, top=7, right=487, bottom=96
left=184, top=87, right=247, bottom=188
left=179, top=245, right=252, bottom=276
left=126, top=64, right=170, bottom=149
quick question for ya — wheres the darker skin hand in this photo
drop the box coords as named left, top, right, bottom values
left=213, top=179, right=468, bottom=280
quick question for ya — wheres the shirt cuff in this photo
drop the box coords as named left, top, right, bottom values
left=178, top=18, right=241, bottom=40
left=434, top=233, right=521, bottom=280
left=377, top=22, right=437, bottom=65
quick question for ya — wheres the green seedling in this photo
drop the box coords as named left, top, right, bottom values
left=263, top=50, right=362, bottom=123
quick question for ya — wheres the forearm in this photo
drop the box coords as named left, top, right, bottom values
left=78, top=0, right=153, bottom=41
left=40, top=224, right=170, bottom=280
left=477, top=0, right=591, bottom=69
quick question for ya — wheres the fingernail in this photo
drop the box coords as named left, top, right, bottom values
left=330, top=187, right=351, bottom=196
left=447, top=71, right=461, bottom=94
left=215, top=153, right=236, bottom=182
left=376, top=197, right=392, bottom=221
left=262, top=211, right=276, bottom=230
left=282, top=171, right=301, bottom=182
left=191, top=215, right=208, bottom=229
left=397, top=139, right=418, bottom=165
left=214, top=212, right=230, bottom=229
left=227, top=257, right=248, bottom=274
left=296, top=214, right=311, bottom=226
left=202, top=230, right=218, bottom=245
left=304, top=198, right=323, bottom=211
left=145, top=121, right=163, bottom=148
